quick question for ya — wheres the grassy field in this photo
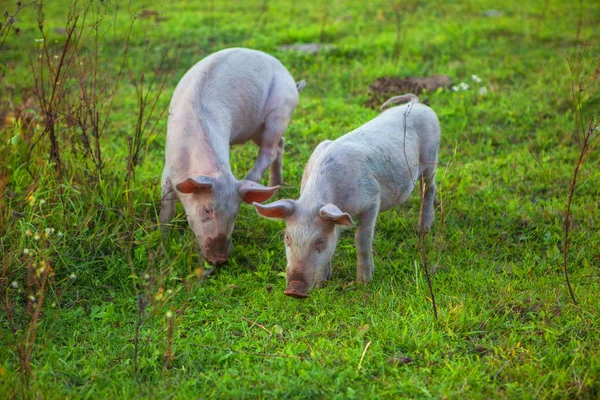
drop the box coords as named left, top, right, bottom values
left=1, top=0, right=599, bottom=398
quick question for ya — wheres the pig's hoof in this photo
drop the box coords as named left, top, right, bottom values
left=284, top=280, right=308, bottom=299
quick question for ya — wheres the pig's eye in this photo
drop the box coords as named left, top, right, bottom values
left=284, top=234, right=291, bottom=247
left=314, top=237, right=326, bottom=252
left=200, top=206, right=214, bottom=222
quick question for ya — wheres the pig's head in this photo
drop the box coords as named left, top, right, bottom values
left=176, top=175, right=279, bottom=264
left=253, top=199, right=354, bottom=298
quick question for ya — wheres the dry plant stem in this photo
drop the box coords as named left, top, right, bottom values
left=123, top=176, right=145, bottom=391
left=164, top=315, right=174, bottom=368
left=357, top=341, right=372, bottom=371
left=128, top=44, right=174, bottom=182
left=562, top=47, right=600, bottom=305
left=561, top=118, right=599, bottom=305
left=133, top=293, right=146, bottom=390
left=29, top=1, right=93, bottom=176
left=562, top=157, right=581, bottom=305
left=74, top=13, right=137, bottom=173
left=0, top=259, right=18, bottom=348
left=123, top=151, right=144, bottom=388
left=17, top=263, right=51, bottom=394
left=419, top=179, right=438, bottom=319
left=0, top=1, right=38, bottom=50
left=402, top=100, right=416, bottom=184
left=32, top=4, right=81, bottom=177
left=242, top=316, right=273, bottom=336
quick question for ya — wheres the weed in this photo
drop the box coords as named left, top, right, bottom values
left=562, top=41, right=600, bottom=304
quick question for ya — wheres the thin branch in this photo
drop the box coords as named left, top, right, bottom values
left=357, top=341, right=372, bottom=371
left=419, top=179, right=438, bottom=319
left=242, top=316, right=273, bottom=336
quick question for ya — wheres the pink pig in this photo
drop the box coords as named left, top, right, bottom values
left=254, top=94, right=440, bottom=298
left=160, top=48, right=305, bottom=264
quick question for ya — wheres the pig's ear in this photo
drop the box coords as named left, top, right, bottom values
left=253, top=200, right=295, bottom=220
left=176, top=176, right=214, bottom=194
left=319, top=203, right=355, bottom=226
left=238, top=181, right=280, bottom=204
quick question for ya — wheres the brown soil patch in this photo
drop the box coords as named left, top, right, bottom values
left=365, top=75, right=453, bottom=109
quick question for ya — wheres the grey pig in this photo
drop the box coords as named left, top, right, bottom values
left=253, top=94, right=440, bottom=298
left=160, top=48, right=306, bottom=264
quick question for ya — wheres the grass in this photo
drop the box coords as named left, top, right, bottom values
left=1, top=0, right=599, bottom=398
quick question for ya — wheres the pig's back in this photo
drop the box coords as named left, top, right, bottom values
left=169, top=48, right=297, bottom=141
left=311, top=103, right=439, bottom=213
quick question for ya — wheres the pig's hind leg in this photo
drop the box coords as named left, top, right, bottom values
left=418, top=163, right=437, bottom=234
left=245, top=112, right=290, bottom=184
left=269, top=137, right=285, bottom=186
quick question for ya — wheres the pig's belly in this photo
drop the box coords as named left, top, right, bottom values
left=229, top=122, right=266, bottom=145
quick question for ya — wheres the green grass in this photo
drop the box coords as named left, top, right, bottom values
left=1, top=0, right=599, bottom=398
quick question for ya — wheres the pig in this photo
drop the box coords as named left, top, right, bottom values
left=159, top=48, right=306, bottom=265
left=253, top=94, right=440, bottom=298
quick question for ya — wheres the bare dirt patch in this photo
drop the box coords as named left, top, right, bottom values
left=365, top=75, right=453, bottom=109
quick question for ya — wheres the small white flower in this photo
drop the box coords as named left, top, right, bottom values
left=69, top=273, right=77, bottom=280
left=471, top=74, right=482, bottom=83
left=166, top=311, right=174, bottom=319
left=452, top=85, right=459, bottom=92
left=167, top=289, right=173, bottom=294
left=23, top=248, right=30, bottom=255
left=143, top=273, right=150, bottom=280
left=459, top=82, right=469, bottom=90
left=54, top=55, right=59, bottom=59
left=28, top=294, right=36, bottom=302
left=478, top=87, right=488, bottom=96
left=39, top=199, right=46, bottom=206
left=34, top=234, right=41, bottom=241
left=57, top=232, right=64, bottom=238
left=11, top=281, right=19, bottom=289
left=34, top=38, right=44, bottom=43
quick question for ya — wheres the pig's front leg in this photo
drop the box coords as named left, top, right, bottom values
left=245, top=113, right=290, bottom=183
left=315, top=260, right=332, bottom=289
left=159, top=175, right=176, bottom=232
left=355, top=203, right=380, bottom=284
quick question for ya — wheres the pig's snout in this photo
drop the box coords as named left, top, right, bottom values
left=284, top=280, right=309, bottom=299
left=204, top=234, right=231, bottom=264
